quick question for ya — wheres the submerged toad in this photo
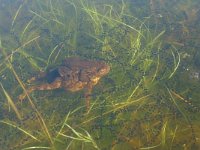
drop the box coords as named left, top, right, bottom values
left=19, top=57, right=110, bottom=109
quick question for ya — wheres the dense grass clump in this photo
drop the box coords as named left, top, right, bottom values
left=0, top=0, right=199, bottom=149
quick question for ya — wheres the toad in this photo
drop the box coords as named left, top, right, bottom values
left=18, top=57, right=110, bottom=109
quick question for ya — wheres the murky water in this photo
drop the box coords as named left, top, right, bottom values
left=0, top=0, right=200, bottom=150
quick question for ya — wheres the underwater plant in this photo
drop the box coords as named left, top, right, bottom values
left=0, top=0, right=199, bottom=149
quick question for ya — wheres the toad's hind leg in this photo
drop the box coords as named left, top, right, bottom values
left=27, top=71, right=47, bottom=83
left=19, top=78, right=62, bottom=101
left=27, top=68, right=61, bottom=83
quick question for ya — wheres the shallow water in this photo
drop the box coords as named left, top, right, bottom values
left=0, top=0, right=200, bottom=150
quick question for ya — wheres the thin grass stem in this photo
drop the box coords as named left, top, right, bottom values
left=0, top=120, right=40, bottom=141
left=0, top=83, right=22, bottom=120
left=11, top=3, right=23, bottom=28
left=0, top=36, right=40, bottom=68
left=22, top=146, right=51, bottom=150
left=81, top=94, right=151, bottom=125
left=169, top=46, right=180, bottom=79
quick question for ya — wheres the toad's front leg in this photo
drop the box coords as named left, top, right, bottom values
left=19, top=78, right=62, bottom=101
left=84, top=84, right=93, bottom=111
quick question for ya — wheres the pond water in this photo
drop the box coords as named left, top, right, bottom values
left=0, top=0, right=200, bottom=150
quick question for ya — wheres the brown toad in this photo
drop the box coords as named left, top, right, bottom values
left=19, top=57, right=110, bottom=109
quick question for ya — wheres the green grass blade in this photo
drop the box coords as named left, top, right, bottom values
left=0, top=83, right=22, bottom=120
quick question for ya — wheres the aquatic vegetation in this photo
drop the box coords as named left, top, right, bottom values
left=0, top=0, right=199, bottom=149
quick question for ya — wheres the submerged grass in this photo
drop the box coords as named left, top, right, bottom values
left=0, top=35, right=40, bottom=68
left=0, top=120, right=40, bottom=142
left=22, top=147, right=51, bottom=150
left=6, top=55, right=54, bottom=146
left=0, top=0, right=199, bottom=149
left=80, top=94, right=151, bottom=125
left=59, top=124, right=100, bottom=150
left=80, top=0, right=144, bottom=37
left=0, top=83, right=22, bottom=120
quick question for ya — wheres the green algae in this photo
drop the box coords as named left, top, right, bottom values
left=0, top=0, right=200, bottom=149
